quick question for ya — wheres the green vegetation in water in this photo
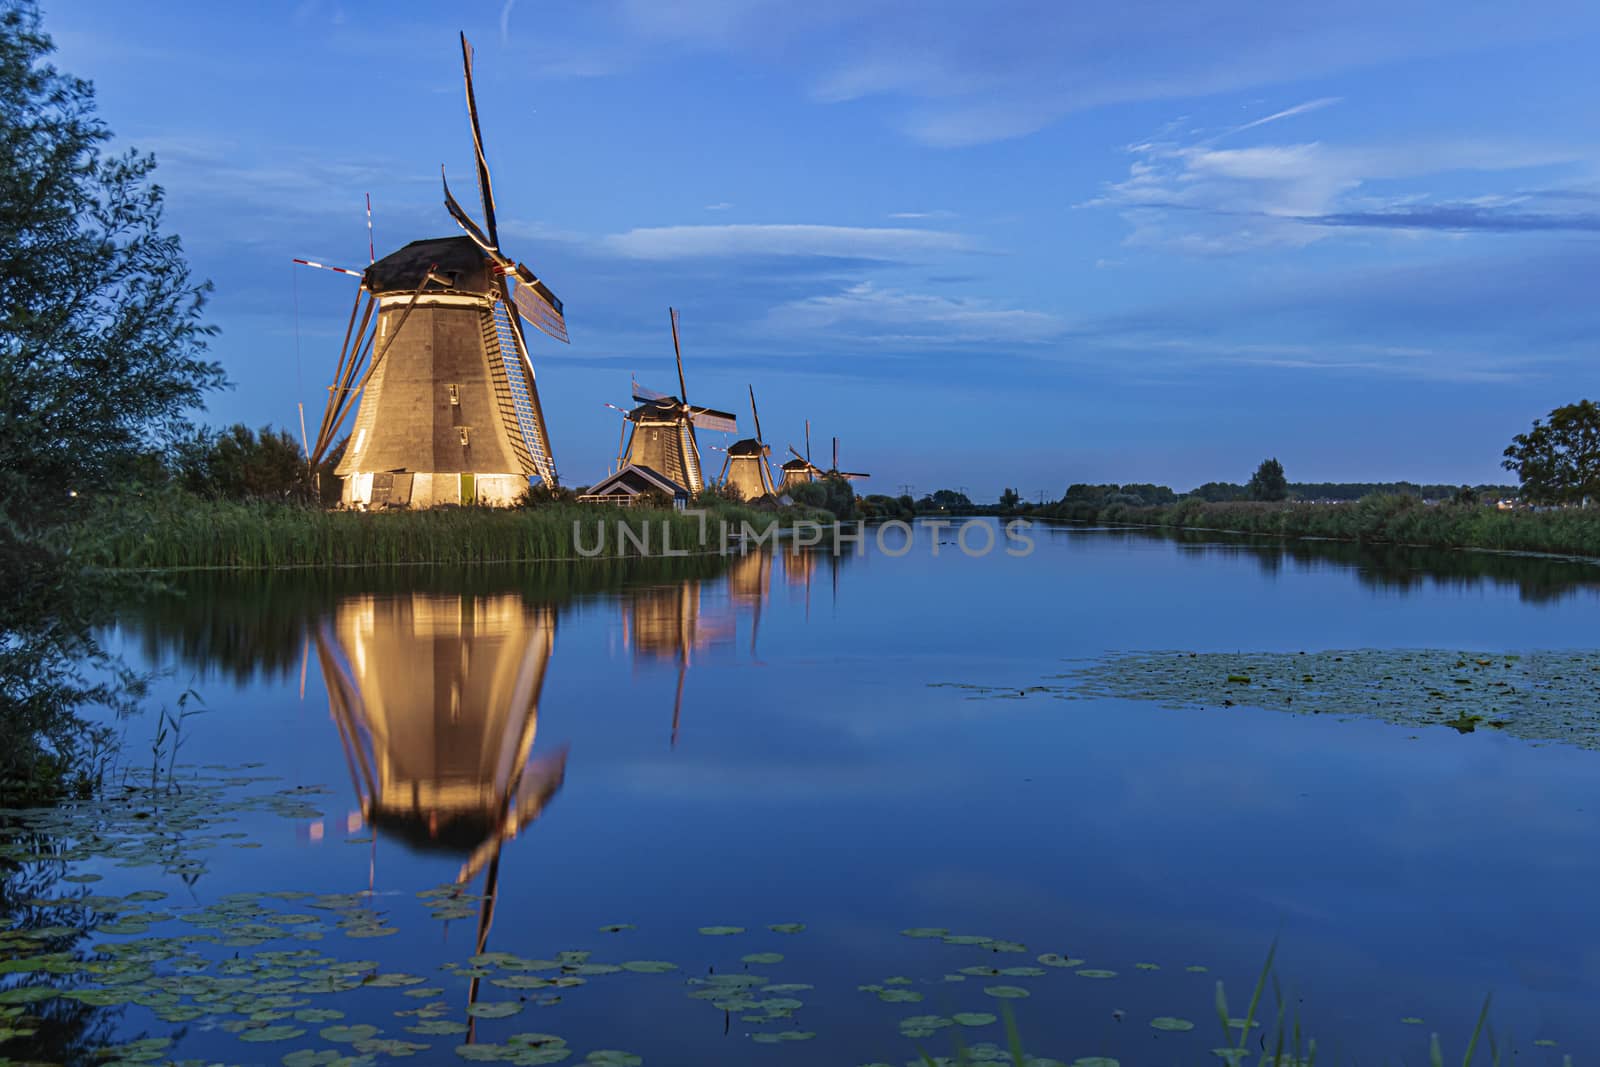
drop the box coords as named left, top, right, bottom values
left=1061, top=647, right=1600, bottom=751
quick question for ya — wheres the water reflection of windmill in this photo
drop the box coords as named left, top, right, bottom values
left=314, top=592, right=567, bottom=1037
left=315, top=593, right=566, bottom=871
left=621, top=579, right=738, bottom=747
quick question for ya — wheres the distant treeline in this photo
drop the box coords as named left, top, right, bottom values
left=1030, top=495, right=1600, bottom=559
left=1060, top=481, right=1520, bottom=508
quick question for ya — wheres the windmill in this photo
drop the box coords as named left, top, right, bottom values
left=779, top=420, right=821, bottom=490
left=306, top=33, right=568, bottom=509
left=787, top=432, right=870, bottom=484
left=719, top=385, right=778, bottom=501
left=615, top=308, right=738, bottom=495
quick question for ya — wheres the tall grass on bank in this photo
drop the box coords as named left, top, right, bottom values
left=73, top=492, right=803, bottom=570
left=1036, top=495, right=1600, bottom=559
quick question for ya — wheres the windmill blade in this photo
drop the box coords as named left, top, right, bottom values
left=748, top=385, right=764, bottom=445
left=509, top=274, right=568, bottom=343
left=293, top=258, right=364, bottom=279
left=669, top=308, right=688, bottom=405
left=804, top=419, right=811, bottom=463
left=788, top=445, right=808, bottom=464
left=459, top=32, right=499, bottom=250
left=688, top=407, right=737, bottom=434
left=442, top=167, right=495, bottom=252
left=604, top=402, right=631, bottom=416
left=632, top=378, right=669, bottom=403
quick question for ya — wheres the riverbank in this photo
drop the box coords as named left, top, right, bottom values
left=73, top=492, right=827, bottom=570
left=1030, top=494, right=1600, bottom=559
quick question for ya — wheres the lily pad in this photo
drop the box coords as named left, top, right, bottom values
left=982, top=985, right=1029, bottom=999
left=468, top=1002, right=524, bottom=1019
left=239, top=1024, right=308, bottom=1042
left=1150, top=1016, right=1194, bottom=1031
left=408, top=1020, right=470, bottom=1036
left=768, top=922, right=806, bottom=934
left=953, top=1012, right=997, bottom=1026
left=697, top=926, right=744, bottom=936
left=741, top=952, right=784, bottom=965
left=621, top=961, right=677, bottom=974
left=321, top=1024, right=382, bottom=1042
left=1075, top=969, right=1117, bottom=979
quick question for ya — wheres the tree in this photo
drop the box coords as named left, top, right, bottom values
left=2, top=2, right=221, bottom=796
left=1502, top=400, right=1600, bottom=505
left=1247, top=458, right=1288, bottom=502
left=998, top=487, right=1021, bottom=511
left=173, top=424, right=311, bottom=500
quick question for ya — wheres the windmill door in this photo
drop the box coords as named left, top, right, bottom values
left=460, top=473, right=476, bottom=505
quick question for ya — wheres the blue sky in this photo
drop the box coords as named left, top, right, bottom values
left=46, top=0, right=1600, bottom=498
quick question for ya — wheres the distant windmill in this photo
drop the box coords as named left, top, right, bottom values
left=615, top=308, right=738, bottom=495
left=779, top=420, right=820, bottom=490
left=307, top=32, right=567, bottom=508
left=784, top=426, right=870, bottom=486
left=719, top=385, right=778, bottom=500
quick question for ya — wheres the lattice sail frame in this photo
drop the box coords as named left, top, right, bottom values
left=487, top=298, right=557, bottom=485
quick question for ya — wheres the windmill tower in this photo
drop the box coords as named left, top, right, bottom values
left=307, top=34, right=568, bottom=508
left=616, top=309, right=738, bottom=495
left=719, top=386, right=778, bottom=501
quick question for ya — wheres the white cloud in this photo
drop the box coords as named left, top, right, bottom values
left=704, top=202, right=734, bottom=211
left=887, top=209, right=957, bottom=220
left=768, top=281, right=1060, bottom=344
left=1084, top=104, right=1595, bottom=252
left=600, top=224, right=970, bottom=260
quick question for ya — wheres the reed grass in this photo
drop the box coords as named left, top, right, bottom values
left=1038, top=495, right=1600, bottom=559
left=71, top=492, right=803, bottom=571
left=913, top=947, right=1546, bottom=1067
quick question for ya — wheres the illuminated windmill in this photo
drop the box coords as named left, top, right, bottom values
left=779, top=423, right=871, bottom=490
left=616, top=309, right=738, bottom=495
left=779, top=420, right=820, bottom=491
left=306, top=33, right=568, bottom=508
left=719, top=386, right=778, bottom=501
left=789, top=433, right=870, bottom=484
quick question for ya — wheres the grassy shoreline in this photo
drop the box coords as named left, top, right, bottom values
left=72, top=493, right=820, bottom=571
left=1029, top=495, right=1600, bottom=560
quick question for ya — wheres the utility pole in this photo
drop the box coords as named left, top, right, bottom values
left=898, top=483, right=915, bottom=498
left=1035, top=489, right=1046, bottom=505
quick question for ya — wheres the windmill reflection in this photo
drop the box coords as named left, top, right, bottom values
left=621, top=549, right=773, bottom=746
left=313, top=592, right=566, bottom=1037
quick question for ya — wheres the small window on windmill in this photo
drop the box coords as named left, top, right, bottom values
left=458, top=426, right=471, bottom=446
left=448, top=384, right=460, bottom=406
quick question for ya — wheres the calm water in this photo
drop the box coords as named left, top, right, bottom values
left=16, top=522, right=1600, bottom=1064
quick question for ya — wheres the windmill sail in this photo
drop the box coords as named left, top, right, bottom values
left=632, top=378, right=669, bottom=403
left=508, top=274, right=567, bottom=343
left=688, top=407, right=738, bottom=434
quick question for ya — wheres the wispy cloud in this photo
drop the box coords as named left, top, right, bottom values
left=1222, top=96, right=1342, bottom=138
left=526, top=1, right=1593, bottom=147
left=1085, top=104, right=1596, bottom=252
left=599, top=223, right=971, bottom=261
left=1303, top=203, right=1600, bottom=233
left=767, top=281, right=1060, bottom=344
left=888, top=209, right=957, bottom=220
left=704, top=201, right=734, bottom=211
